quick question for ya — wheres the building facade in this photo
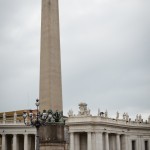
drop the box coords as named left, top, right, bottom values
left=66, top=103, right=150, bottom=150
left=0, top=111, right=36, bottom=150
left=0, top=110, right=69, bottom=150
left=0, top=104, right=150, bottom=150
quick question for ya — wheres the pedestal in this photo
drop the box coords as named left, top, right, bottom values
left=39, top=124, right=66, bottom=150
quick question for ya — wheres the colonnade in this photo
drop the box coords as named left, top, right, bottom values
left=0, top=133, right=35, bottom=150
left=70, top=132, right=127, bottom=150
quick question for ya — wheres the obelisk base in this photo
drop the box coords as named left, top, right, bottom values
left=40, top=143, right=68, bottom=150
left=39, top=124, right=67, bottom=150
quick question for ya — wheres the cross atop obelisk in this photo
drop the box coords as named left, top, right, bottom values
left=39, top=0, right=62, bottom=112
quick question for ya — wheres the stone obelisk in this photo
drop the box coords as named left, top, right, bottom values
left=39, top=0, right=62, bottom=112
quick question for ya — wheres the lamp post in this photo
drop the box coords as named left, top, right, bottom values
left=22, top=99, right=64, bottom=150
left=22, top=99, right=47, bottom=150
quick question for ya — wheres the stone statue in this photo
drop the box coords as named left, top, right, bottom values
left=148, top=116, right=150, bottom=123
left=78, top=103, right=86, bottom=115
left=87, top=108, right=91, bottom=116
left=100, top=112, right=104, bottom=117
left=105, top=110, right=108, bottom=118
left=53, top=110, right=63, bottom=122
left=126, top=113, right=129, bottom=122
left=98, top=108, right=100, bottom=116
left=116, top=111, right=119, bottom=120
left=139, top=114, right=142, bottom=123
left=47, top=109, right=53, bottom=122
left=135, top=114, right=139, bottom=122
left=78, top=102, right=91, bottom=116
left=123, top=113, right=126, bottom=120
left=68, top=109, right=73, bottom=117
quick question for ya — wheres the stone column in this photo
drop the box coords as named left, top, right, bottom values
left=74, top=133, right=80, bottom=150
left=70, top=132, right=75, bottom=150
left=2, top=134, right=6, bottom=150
left=136, top=138, right=140, bottom=150
left=13, top=134, right=17, bottom=150
left=87, top=132, right=92, bottom=150
left=96, top=132, right=103, bottom=150
left=122, top=135, right=128, bottom=150
left=148, top=139, right=150, bottom=150
left=24, top=134, right=28, bottom=150
left=141, top=139, right=144, bottom=150
left=92, top=133, right=96, bottom=150
left=105, top=133, right=109, bottom=150
left=138, top=137, right=142, bottom=150
left=116, top=134, right=120, bottom=150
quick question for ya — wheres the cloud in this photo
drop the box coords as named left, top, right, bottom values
left=0, top=0, right=41, bottom=111
left=60, top=0, right=150, bottom=117
left=0, top=0, right=149, bottom=121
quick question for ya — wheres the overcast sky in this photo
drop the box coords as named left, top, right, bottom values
left=0, top=0, right=150, bottom=120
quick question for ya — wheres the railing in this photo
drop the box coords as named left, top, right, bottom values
left=67, top=115, right=150, bottom=128
left=0, top=118, right=24, bottom=125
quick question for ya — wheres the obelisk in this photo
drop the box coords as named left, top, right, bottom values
left=39, top=0, right=62, bottom=112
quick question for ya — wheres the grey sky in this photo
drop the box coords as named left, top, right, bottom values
left=0, top=0, right=150, bottom=120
